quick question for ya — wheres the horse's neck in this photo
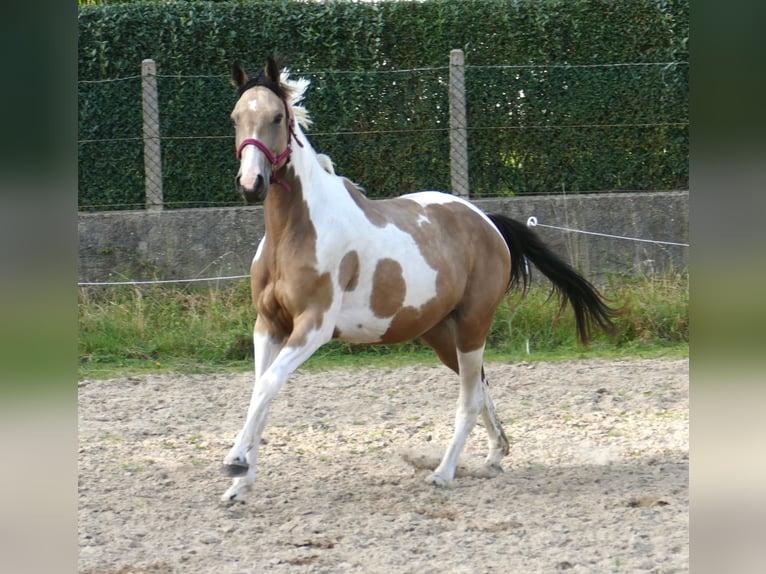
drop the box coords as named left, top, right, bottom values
left=264, top=135, right=335, bottom=242
left=287, top=135, right=324, bottom=188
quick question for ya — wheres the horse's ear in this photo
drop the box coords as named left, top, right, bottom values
left=264, top=56, right=281, bottom=84
left=231, top=61, right=248, bottom=89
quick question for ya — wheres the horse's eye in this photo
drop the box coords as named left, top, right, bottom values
left=274, top=113, right=284, bottom=125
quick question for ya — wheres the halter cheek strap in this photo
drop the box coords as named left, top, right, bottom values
left=235, top=99, right=304, bottom=192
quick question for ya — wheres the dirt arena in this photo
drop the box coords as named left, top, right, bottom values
left=78, top=357, right=688, bottom=573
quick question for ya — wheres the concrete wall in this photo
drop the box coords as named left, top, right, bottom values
left=78, top=191, right=688, bottom=285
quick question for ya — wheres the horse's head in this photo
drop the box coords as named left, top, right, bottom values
left=230, top=57, right=294, bottom=204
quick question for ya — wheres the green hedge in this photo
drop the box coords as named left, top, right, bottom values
left=78, top=0, right=688, bottom=210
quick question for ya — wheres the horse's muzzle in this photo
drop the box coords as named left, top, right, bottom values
left=236, top=173, right=268, bottom=204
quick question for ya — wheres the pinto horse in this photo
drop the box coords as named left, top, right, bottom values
left=221, top=57, right=616, bottom=501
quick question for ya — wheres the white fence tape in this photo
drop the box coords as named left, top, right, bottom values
left=525, top=216, right=689, bottom=247
left=77, top=218, right=688, bottom=287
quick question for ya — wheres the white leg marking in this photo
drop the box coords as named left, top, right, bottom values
left=221, top=329, right=283, bottom=501
left=221, top=318, right=334, bottom=501
left=428, top=347, right=486, bottom=486
left=480, top=372, right=510, bottom=470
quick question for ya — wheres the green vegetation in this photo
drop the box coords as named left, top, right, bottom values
left=78, top=0, right=688, bottom=209
left=78, top=271, right=688, bottom=379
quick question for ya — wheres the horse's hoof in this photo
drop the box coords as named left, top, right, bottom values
left=221, top=462, right=249, bottom=477
left=481, top=462, right=505, bottom=477
left=483, top=456, right=506, bottom=472
left=426, top=472, right=449, bottom=487
left=221, top=482, right=251, bottom=502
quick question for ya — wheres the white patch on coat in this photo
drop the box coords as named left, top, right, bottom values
left=253, top=236, right=266, bottom=263
left=329, top=218, right=440, bottom=343
left=294, top=175, right=442, bottom=344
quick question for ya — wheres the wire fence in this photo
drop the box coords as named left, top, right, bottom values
left=77, top=54, right=688, bottom=211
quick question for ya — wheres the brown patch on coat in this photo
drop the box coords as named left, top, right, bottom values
left=338, top=250, right=360, bottom=292
left=372, top=200, right=511, bottom=351
left=370, top=258, right=406, bottom=318
left=250, top=167, right=334, bottom=345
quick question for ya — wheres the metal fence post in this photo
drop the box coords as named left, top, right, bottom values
left=142, top=59, right=163, bottom=210
left=449, top=49, right=469, bottom=198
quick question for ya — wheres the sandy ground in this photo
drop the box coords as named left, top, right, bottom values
left=78, top=357, right=688, bottom=573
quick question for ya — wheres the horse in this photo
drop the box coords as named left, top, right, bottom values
left=221, top=57, right=617, bottom=502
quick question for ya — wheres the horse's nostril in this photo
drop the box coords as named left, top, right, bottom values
left=254, top=174, right=265, bottom=194
left=236, top=174, right=264, bottom=194
left=236, top=173, right=267, bottom=204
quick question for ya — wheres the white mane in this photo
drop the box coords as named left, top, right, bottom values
left=280, top=70, right=312, bottom=131
left=278, top=69, right=336, bottom=175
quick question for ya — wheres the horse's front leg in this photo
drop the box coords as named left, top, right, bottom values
left=221, top=328, right=284, bottom=501
left=221, top=313, right=334, bottom=501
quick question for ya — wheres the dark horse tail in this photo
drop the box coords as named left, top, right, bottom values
left=487, top=213, right=618, bottom=344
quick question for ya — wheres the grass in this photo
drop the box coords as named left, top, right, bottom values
left=78, top=270, right=688, bottom=379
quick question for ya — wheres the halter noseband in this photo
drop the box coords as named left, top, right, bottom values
left=235, top=97, right=303, bottom=192
left=236, top=138, right=292, bottom=167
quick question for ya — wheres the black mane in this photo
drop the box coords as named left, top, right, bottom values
left=237, top=72, right=286, bottom=100
left=236, top=57, right=288, bottom=100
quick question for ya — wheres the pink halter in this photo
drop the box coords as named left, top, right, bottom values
left=236, top=137, right=292, bottom=167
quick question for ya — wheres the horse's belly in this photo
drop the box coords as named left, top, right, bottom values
left=328, top=219, right=448, bottom=344
left=333, top=288, right=448, bottom=345
left=333, top=306, right=392, bottom=344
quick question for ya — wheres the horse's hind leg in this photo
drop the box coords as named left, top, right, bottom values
left=429, top=346, right=486, bottom=486
left=480, top=367, right=510, bottom=470
left=421, top=323, right=509, bottom=482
